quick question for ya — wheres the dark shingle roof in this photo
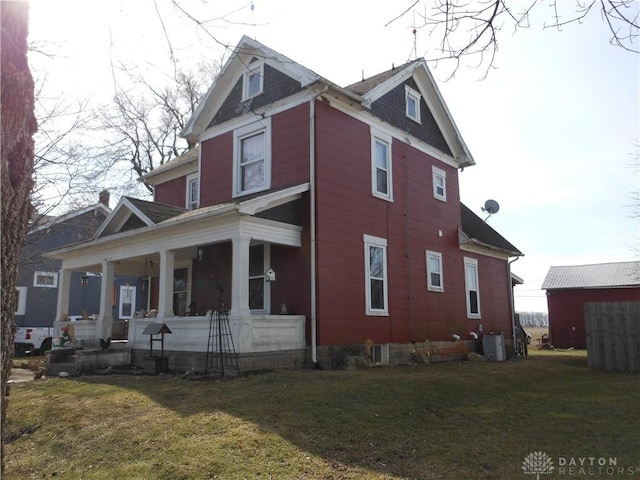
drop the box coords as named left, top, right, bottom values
left=125, top=197, right=187, bottom=224
left=460, top=204, right=522, bottom=256
left=345, top=60, right=421, bottom=95
left=542, top=262, right=640, bottom=290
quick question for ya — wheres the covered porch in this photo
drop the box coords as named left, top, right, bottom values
left=47, top=185, right=310, bottom=370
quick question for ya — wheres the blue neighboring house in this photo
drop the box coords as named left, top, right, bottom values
left=14, top=191, right=145, bottom=353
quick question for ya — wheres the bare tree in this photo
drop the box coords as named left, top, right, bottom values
left=391, top=0, right=639, bottom=77
left=98, top=61, right=217, bottom=192
left=1, top=2, right=37, bottom=473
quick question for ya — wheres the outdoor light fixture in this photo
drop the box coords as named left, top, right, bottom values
left=197, top=247, right=204, bottom=261
left=81, top=274, right=89, bottom=287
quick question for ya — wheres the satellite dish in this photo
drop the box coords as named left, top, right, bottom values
left=482, top=199, right=500, bottom=215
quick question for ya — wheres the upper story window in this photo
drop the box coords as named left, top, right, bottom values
left=371, top=128, right=393, bottom=201
left=186, top=173, right=199, bottom=210
left=405, top=85, right=422, bottom=124
left=364, top=234, right=388, bottom=316
left=243, top=60, right=264, bottom=100
left=34, top=271, right=58, bottom=288
left=233, top=119, right=272, bottom=197
left=464, top=257, right=481, bottom=318
left=426, top=250, right=444, bottom=292
left=432, top=166, right=447, bottom=202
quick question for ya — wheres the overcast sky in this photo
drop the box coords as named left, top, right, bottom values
left=29, top=0, right=639, bottom=313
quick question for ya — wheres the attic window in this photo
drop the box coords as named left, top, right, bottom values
left=405, top=85, right=421, bottom=124
left=243, top=61, right=264, bottom=100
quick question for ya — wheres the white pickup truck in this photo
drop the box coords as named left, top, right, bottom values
left=14, top=326, right=53, bottom=356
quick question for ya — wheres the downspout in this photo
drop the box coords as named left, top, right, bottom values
left=309, top=96, right=318, bottom=365
left=508, top=256, right=520, bottom=354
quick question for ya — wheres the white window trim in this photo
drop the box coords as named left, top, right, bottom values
left=371, top=128, right=393, bottom=201
left=15, top=287, right=27, bottom=315
left=426, top=250, right=444, bottom=292
left=364, top=234, right=389, bottom=316
left=405, top=85, right=422, bottom=124
left=33, top=271, right=58, bottom=288
left=186, top=173, right=199, bottom=210
left=232, top=119, right=272, bottom=198
left=242, top=61, right=264, bottom=100
left=464, top=256, right=481, bottom=318
left=432, top=166, right=447, bottom=202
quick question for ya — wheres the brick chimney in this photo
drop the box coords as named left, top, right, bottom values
left=99, top=189, right=110, bottom=208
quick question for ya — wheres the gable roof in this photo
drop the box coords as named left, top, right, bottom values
left=542, top=262, right=640, bottom=290
left=29, top=203, right=110, bottom=235
left=94, top=197, right=187, bottom=238
left=183, top=36, right=475, bottom=168
left=459, top=204, right=522, bottom=256
left=182, top=35, right=320, bottom=140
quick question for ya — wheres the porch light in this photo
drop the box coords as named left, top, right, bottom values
left=197, top=247, right=204, bottom=261
left=81, top=274, right=89, bottom=287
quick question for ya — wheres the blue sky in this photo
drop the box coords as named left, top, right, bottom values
left=29, top=0, right=639, bottom=312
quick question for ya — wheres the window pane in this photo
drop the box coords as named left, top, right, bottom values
left=466, top=264, right=478, bottom=290
left=370, top=279, right=385, bottom=309
left=429, top=256, right=441, bottom=273
left=430, top=272, right=441, bottom=287
left=241, top=133, right=264, bottom=163
left=407, top=97, right=417, bottom=118
left=249, top=278, right=264, bottom=310
left=242, top=161, right=264, bottom=191
left=369, top=246, right=384, bottom=278
left=248, top=71, right=261, bottom=96
left=375, top=141, right=387, bottom=168
left=469, top=291, right=479, bottom=314
left=249, top=245, right=264, bottom=276
left=376, top=169, right=388, bottom=195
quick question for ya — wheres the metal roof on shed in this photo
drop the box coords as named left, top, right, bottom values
left=541, top=261, right=640, bottom=290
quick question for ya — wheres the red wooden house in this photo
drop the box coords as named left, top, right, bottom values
left=49, top=36, right=522, bottom=370
left=542, top=262, right=640, bottom=348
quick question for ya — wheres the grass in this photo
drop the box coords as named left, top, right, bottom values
left=5, top=352, right=639, bottom=480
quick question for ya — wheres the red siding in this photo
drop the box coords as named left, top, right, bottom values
left=313, top=100, right=513, bottom=346
left=547, top=287, right=640, bottom=348
left=154, top=176, right=186, bottom=208
left=200, top=103, right=310, bottom=207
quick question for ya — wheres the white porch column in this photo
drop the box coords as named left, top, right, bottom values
left=55, top=268, right=72, bottom=324
left=97, top=260, right=115, bottom=340
left=230, top=236, right=251, bottom=318
left=157, top=249, right=175, bottom=318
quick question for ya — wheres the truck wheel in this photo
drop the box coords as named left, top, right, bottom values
left=38, top=338, right=52, bottom=356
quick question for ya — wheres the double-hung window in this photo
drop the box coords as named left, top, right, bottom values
left=249, top=244, right=270, bottom=312
left=371, top=128, right=393, bottom=201
left=186, top=173, right=199, bottom=210
left=464, top=257, right=481, bottom=318
left=426, top=251, right=444, bottom=292
left=15, top=287, right=27, bottom=315
left=432, top=166, right=447, bottom=202
left=233, top=119, right=271, bottom=197
left=405, top=85, right=422, bottom=123
left=364, top=234, right=388, bottom=316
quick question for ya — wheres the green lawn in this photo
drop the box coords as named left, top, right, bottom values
left=5, top=352, right=639, bottom=479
